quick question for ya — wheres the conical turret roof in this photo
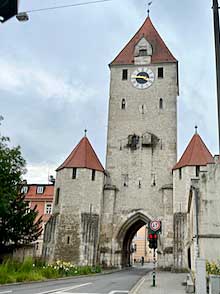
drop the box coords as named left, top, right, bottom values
left=173, top=133, right=214, bottom=170
left=111, top=17, right=177, bottom=66
left=57, top=136, right=104, bottom=172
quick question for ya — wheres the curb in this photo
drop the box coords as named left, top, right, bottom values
left=0, top=268, right=126, bottom=288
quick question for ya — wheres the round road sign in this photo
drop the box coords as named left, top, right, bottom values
left=150, top=220, right=161, bottom=232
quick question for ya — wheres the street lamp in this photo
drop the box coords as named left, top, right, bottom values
left=16, top=12, right=29, bottom=22
left=212, top=0, right=220, bottom=153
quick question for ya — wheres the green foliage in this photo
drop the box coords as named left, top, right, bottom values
left=0, top=258, right=102, bottom=284
left=206, top=261, right=220, bottom=275
left=0, top=117, right=42, bottom=249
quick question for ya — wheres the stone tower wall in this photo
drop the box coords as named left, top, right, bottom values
left=44, top=167, right=104, bottom=265
left=173, top=166, right=197, bottom=213
left=101, top=62, right=178, bottom=268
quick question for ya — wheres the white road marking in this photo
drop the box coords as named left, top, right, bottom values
left=0, top=291, right=12, bottom=294
left=131, top=277, right=146, bottom=294
left=108, top=291, right=129, bottom=294
left=35, top=282, right=92, bottom=294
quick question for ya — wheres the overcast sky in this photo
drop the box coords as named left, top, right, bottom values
left=0, top=0, right=218, bottom=183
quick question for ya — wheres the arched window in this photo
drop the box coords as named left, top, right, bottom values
left=121, top=98, right=126, bottom=110
left=159, top=98, right=163, bottom=110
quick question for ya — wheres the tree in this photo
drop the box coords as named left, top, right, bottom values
left=0, top=117, right=42, bottom=250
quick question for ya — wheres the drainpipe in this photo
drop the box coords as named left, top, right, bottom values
left=194, top=187, right=200, bottom=258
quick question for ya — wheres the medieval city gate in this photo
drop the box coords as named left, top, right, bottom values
left=43, top=16, right=178, bottom=269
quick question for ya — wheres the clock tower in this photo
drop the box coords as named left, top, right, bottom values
left=99, top=17, right=179, bottom=268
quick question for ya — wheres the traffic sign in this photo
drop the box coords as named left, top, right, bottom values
left=149, top=220, right=161, bottom=232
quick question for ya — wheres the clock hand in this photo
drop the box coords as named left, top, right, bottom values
left=132, top=75, right=150, bottom=81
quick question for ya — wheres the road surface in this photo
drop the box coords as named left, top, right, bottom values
left=0, top=265, right=152, bottom=294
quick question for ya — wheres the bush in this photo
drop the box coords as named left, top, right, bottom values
left=0, top=258, right=102, bottom=284
left=206, top=261, right=220, bottom=275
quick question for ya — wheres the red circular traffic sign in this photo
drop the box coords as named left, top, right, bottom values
left=150, top=220, right=161, bottom=232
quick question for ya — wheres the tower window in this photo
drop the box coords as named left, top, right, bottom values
left=196, top=166, right=200, bottom=177
left=121, top=98, right=126, bottom=110
left=37, top=186, right=44, bottom=194
left=158, top=67, right=164, bottom=78
left=92, top=169, right=96, bottom=181
left=67, top=236, right=70, bottom=244
left=55, top=188, right=60, bottom=205
left=122, top=69, right=128, bottom=80
left=139, top=49, right=148, bottom=56
left=159, top=98, right=163, bottom=109
left=179, top=168, right=182, bottom=180
left=122, top=174, right=129, bottom=187
left=72, top=168, right=77, bottom=179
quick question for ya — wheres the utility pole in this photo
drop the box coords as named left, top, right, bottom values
left=213, top=0, right=220, bottom=153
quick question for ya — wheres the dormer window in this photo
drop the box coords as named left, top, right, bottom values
left=37, top=186, right=44, bottom=194
left=21, top=186, right=28, bottom=194
left=134, top=37, right=153, bottom=65
left=139, top=49, right=148, bottom=56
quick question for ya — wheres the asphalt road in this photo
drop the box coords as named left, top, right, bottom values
left=0, top=265, right=152, bottom=294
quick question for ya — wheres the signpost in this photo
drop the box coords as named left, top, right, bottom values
left=148, top=220, right=161, bottom=287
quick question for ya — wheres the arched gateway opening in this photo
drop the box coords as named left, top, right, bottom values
left=117, top=212, right=151, bottom=267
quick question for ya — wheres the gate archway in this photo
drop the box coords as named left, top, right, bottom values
left=116, top=212, right=151, bottom=267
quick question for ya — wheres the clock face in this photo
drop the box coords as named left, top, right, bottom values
left=131, top=67, right=155, bottom=89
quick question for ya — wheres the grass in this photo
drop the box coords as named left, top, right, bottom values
left=0, top=257, right=101, bottom=284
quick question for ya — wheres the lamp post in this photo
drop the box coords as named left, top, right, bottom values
left=213, top=0, right=220, bottom=153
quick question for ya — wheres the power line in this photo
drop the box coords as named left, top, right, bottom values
left=25, top=0, right=113, bottom=14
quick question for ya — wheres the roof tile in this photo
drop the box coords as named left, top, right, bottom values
left=173, top=133, right=214, bottom=170
left=57, top=136, right=104, bottom=172
left=111, top=17, right=177, bottom=65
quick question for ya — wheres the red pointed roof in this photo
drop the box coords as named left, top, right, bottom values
left=57, top=136, right=104, bottom=172
left=173, top=133, right=214, bottom=170
left=111, top=17, right=177, bottom=66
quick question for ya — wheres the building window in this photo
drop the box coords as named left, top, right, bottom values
left=72, top=168, right=77, bottom=179
left=55, top=188, right=60, bottom=205
left=37, top=186, right=44, bottom=194
left=67, top=236, right=70, bottom=244
left=122, top=174, right=129, bottom=187
left=21, top=186, right=28, bottom=194
left=138, top=180, right=141, bottom=189
left=179, top=168, right=182, bottom=180
left=128, top=134, right=139, bottom=150
left=121, top=98, right=126, bottom=110
left=196, top=166, right=200, bottom=177
left=158, top=67, right=164, bottom=78
left=139, top=49, right=147, bottom=56
left=92, top=169, right=96, bottom=181
left=45, top=203, right=52, bottom=214
left=159, top=98, right=163, bottom=109
left=122, top=69, right=128, bottom=80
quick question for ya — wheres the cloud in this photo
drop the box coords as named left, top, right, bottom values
left=0, top=57, right=97, bottom=103
left=24, top=162, right=57, bottom=184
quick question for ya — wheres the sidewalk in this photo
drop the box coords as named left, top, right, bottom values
left=130, top=271, right=187, bottom=294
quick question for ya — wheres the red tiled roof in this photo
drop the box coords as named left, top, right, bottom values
left=57, top=136, right=104, bottom=172
left=111, top=17, right=177, bottom=66
left=25, top=185, right=54, bottom=199
left=173, top=133, right=214, bottom=170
